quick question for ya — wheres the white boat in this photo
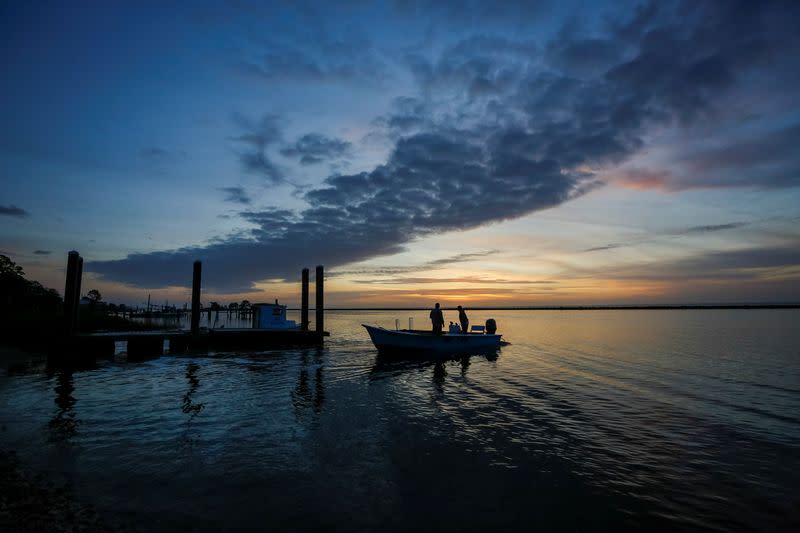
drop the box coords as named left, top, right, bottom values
left=362, top=324, right=502, bottom=354
left=251, top=301, right=298, bottom=330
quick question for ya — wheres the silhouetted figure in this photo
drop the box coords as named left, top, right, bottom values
left=457, top=305, right=469, bottom=333
left=429, top=303, right=444, bottom=335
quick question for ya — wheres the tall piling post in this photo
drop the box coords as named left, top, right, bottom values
left=63, top=251, right=80, bottom=336
left=301, top=268, right=309, bottom=331
left=191, top=261, right=202, bottom=336
left=315, top=265, right=324, bottom=335
left=73, top=256, right=83, bottom=331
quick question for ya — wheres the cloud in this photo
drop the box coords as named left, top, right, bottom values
left=391, top=0, right=550, bottom=27
left=228, top=113, right=284, bottom=184
left=582, top=220, right=751, bottom=252
left=280, top=133, right=352, bottom=165
left=600, top=1, right=770, bottom=126
left=89, top=118, right=587, bottom=295
left=0, top=205, right=29, bottom=218
left=237, top=35, right=389, bottom=85
left=33, top=250, right=51, bottom=255
left=685, top=246, right=800, bottom=273
left=426, top=250, right=501, bottom=266
left=671, top=222, right=747, bottom=235
left=405, top=35, right=538, bottom=100
left=611, top=167, right=673, bottom=190
left=353, top=276, right=555, bottom=285
left=369, top=97, right=435, bottom=141
left=565, top=243, right=800, bottom=303
left=616, top=124, right=800, bottom=191
left=592, top=245, right=800, bottom=282
left=139, top=147, right=169, bottom=159
left=680, top=123, right=800, bottom=189
left=582, top=243, right=626, bottom=253
left=219, top=186, right=252, bottom=205
left=89, top=1, right=800, bottom=291
left=544, top=37, right=623, bottom=79
left=330, top=250, right=502, bottom=277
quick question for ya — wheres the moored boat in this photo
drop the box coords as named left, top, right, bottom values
left=362, top=324, right=502, bottom=354
left=252, top=301, right=298, bottom=330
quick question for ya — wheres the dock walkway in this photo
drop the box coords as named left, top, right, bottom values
left=63, top=329, right=329, bottom=363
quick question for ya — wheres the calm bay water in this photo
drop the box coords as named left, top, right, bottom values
left=1, top=309, right=798, bottom=531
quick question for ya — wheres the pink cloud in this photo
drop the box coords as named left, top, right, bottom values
left=610, top=167, right=673, bottom=191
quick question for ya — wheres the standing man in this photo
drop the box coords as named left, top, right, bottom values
left=430, top=303, right=444, bottom=335
left=457, top=305, right=469, bottom=333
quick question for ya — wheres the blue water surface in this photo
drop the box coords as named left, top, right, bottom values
left=0, top=309, right=798, bottom=531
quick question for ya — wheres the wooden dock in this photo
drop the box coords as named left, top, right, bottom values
left=51, top=254, right=329, bottom=367
left=62, top=329, right=328, bottom=362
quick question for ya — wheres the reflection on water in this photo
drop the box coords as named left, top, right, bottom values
left=370, top=350, right=496, bottom=381
left=432, top=361, right=446, bottom=390
left=292, top=350, right=325, bottom=418
left=47, top=370, right=79, bottom=443
left=181, top=363, right=205, bottom=421
left=181, top=363, right=204, bottom=418
left=179, top=363, right=204, bottom=448
left=370, top=354, right=433, bottom=379
left=0, top=309, right=797, bottom=531
left=458, top=354, right=470, bottom=377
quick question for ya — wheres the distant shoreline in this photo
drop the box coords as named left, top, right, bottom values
left=294, top=304, right=800, bottom=311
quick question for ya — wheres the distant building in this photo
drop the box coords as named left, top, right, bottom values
left=79, top=296, right=107, bottom=311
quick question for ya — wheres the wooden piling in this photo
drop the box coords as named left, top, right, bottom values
left=301, top=268, right=309, bottom=331
left=74, top=256, right=83, bottom=331
left=191, top=261, right=201, bottom=336
left=63, top=251, right=81, bottom=336
left=315, top=265, right=324, bottom=334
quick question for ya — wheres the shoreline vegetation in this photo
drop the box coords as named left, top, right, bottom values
left=1, top=255, right=163, bottom=355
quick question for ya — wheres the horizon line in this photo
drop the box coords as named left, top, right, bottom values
left=288, top=304, right=800, bottom=311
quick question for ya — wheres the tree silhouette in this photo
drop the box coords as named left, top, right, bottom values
left=87, top=289, right=102, bottom=302
left=0, top=254, right=25, bottom=279
left=0, top=254, right=61, bottom=315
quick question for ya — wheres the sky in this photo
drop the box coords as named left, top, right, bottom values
left=1, top=0, right=799, bottom=307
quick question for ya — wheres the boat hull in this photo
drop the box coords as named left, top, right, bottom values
left=362, top=324, right=502, bottom=354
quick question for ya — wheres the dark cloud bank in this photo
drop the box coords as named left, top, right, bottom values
left=280, top=133, right=352, bottom=165
left=219, top=186, right=252, bottom=205
left=91, top=1, right=800, bottom=291
left=0, top=204, right=30, bottom=218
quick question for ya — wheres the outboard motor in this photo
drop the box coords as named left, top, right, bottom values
left=485, top=318, right=497, bottom=334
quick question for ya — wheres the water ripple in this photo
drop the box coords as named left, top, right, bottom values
left=0, top=309, right=798, bottom=531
